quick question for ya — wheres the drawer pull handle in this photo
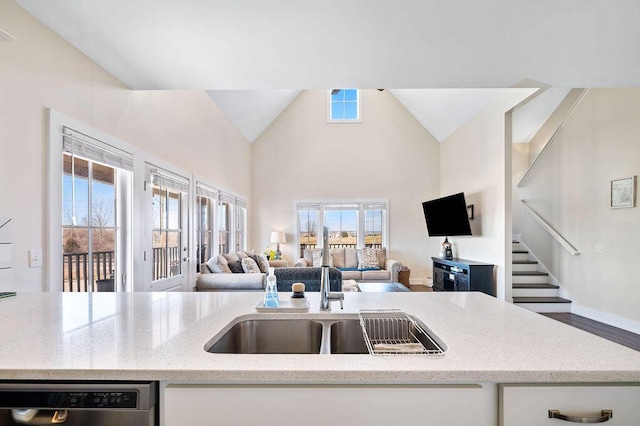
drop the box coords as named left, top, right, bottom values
left=548, top=409, right=613, bottom=423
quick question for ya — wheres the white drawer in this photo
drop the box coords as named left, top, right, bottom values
left=500, top=383, right=640, bottom=425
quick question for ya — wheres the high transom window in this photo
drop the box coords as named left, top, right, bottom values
left=328, top=89, right=361, bottom=122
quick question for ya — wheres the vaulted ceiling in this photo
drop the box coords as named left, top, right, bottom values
left=13, top=0, right=639, bottom=142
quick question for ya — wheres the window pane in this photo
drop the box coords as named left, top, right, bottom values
left=331, top=90, right=345, bottom=101
left=168, top=231, right=181, bottom=277
left=197, top=196, right=210, bottom=231
left=152, top=187, right=164, bottom=229
left=152, top=230, right=166, bottom=280
left=62, top=156, right=89, bottom=226
left=344, top=89, right=357, bottom=101
left=91, top=163, right=116, bottom=227
left=196, top=195, right=212, bottom=270
left=298, top=209, right=318, bottom=257
left=62, top=227, right=89, bottom=292
left=344, top=102, right=358, bottom=120
left=365, top=209, right=383, bottom=248
left=331, top=102, right=344, bottom=120
left=167, top=190, right=181, bottom=230
left=92, top=228, right=116, bottom=292
left=235, top=206, right=247, bottom=252
left=218, top=202, right=230, bottom=254
left=197, top=231, right=211, bottom=266
left=325, top=209, right=357, bottom=248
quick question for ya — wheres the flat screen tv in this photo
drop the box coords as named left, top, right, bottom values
left=422, top=192, right=472, bottom=237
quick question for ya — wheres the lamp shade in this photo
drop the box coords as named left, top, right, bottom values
left=270, top=231, right=286, bottom=244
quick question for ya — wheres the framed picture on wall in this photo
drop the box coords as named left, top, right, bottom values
left=610, top=176, right=636, bottom=208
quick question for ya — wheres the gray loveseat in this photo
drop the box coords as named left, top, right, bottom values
left=295, top=247, right=402, bottom=283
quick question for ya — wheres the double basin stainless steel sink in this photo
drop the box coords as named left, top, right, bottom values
left=204, top=315, right=446, bottom=355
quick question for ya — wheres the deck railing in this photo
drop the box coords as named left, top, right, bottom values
left=63, top=246, right=181, bottom=291
left=299, top=243, right=383, bottom=258
left=153, top=246, right=181, bottom=280
left=62, top=251, right=115, bottom=292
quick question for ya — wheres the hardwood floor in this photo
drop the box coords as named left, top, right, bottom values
left=542, top=313, right=640, bottom=352
left=409, top=284, right=432, bottom=292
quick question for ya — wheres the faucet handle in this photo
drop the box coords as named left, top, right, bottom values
left=328, top=292, right=344, bottom=309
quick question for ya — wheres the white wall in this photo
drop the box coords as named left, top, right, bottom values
left=440, top=89, right=537, bottom=300
left=0, top=1, right=251, bottom=291
left=250, top=90, right=441, bottom=282
left=517, top=89, right=640, bottom=331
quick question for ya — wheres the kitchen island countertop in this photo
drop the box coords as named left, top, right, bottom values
left=0, top=291, right=639, bottom=383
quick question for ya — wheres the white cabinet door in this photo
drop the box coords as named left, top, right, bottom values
left=163, top=383, right=496, bottom=426
left=500, top=384, right=640, bottom=426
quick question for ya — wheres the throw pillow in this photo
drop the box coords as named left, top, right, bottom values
left=241, top=257, right=261, bottom=273
left=256, top=253, right=270, bottom=273
left=303, top=248, right=317, bottom=266
left=357, top=248, right=380, bottom=269
left=227, top=260, right=244, bottom=273
left=331, top=248, right=345, bottom=268
left=375, top=248, right=387, bottom=269
left=206, top=257, right=224, bottom=273
left=222, top=252, right=240, bottom=263
left=237, top=251, right=248, bottom=259
left=312, top=250, right=333, bottom=267
left=344, top=248, right=358, bottom=268
left=216, top=254, right=233, bottom=273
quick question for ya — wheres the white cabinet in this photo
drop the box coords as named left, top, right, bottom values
left=162, top=383, right=497, bottom=426
left=500, top=384, right=640, bottom=425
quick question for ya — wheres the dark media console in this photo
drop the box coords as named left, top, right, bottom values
left=431, top=257, right=495, bottom=297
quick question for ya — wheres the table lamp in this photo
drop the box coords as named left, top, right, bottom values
left=270, top=231, right=286, bottom=260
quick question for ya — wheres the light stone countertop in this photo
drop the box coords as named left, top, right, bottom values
left=0, top=291, right=639, bottom=383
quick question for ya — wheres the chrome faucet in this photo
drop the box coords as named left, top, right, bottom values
left=320, top=226, right=344, bottom=311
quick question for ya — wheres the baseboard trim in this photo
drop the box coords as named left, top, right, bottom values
left=410, top=277, right=432, bottom=286
left=572, top=303, right=640, bottom=335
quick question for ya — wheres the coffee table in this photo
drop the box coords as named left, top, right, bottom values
left=357, top=282, right=410, bottom=292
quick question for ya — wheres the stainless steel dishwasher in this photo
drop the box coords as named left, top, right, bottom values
left=0, top=381, right=157, bottom=425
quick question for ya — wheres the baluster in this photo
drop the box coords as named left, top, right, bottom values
left=83, top=253, right=88, bottom=292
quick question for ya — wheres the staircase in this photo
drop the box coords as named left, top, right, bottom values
left=512, top=242, right=571, bottom=312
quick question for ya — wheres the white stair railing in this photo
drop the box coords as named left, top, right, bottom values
left=519, top=200, right=581, bottom=256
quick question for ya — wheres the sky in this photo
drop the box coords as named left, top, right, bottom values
left=63, top=175, right=115, bottom=227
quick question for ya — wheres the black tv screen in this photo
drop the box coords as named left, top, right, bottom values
left=422, top=193, right=472, bottom=237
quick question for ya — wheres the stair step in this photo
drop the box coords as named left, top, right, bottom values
left=513, top=260, right=538, bottom=264
left=513, top=250, right=528, bottom=254
left=513, top=271, right=548, bottom=276
left=513, top=296, right=572, bottom=313
left=513, top=297, right=571, bottom=304
left=513, top=283, right=559, bottom=289
left=512, top=283, right=559, bottom=298
left=512, top=253, right=530, bottom=262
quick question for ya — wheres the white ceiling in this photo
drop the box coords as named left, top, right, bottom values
left=206, top=90, right=301, bottom=142
left=389, top=89, right=505, bottom=142
left=13, top=0, right=633, bottom=142
left=15, top=0, right=640, bottom=89
left=512, top=88, right=572, bottom=144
